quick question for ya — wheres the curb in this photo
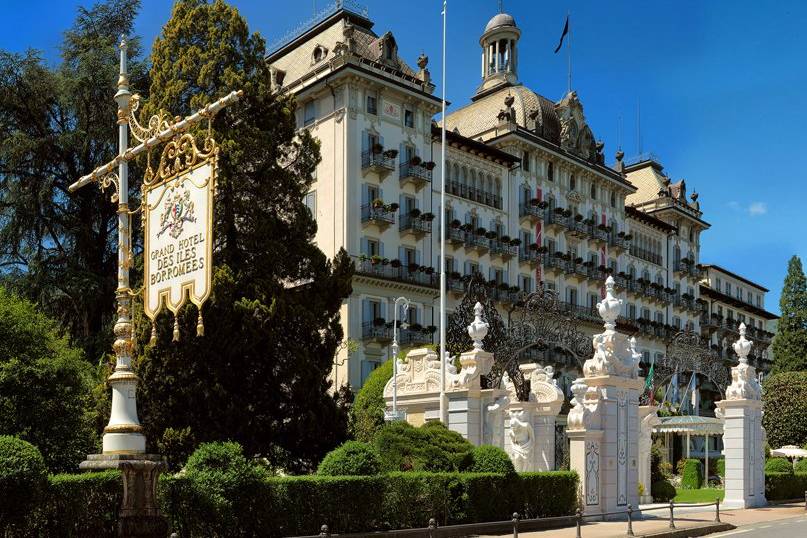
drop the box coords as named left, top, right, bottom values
left=637, top=522, right=735, bottom=538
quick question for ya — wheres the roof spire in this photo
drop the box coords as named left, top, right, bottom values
left=498, top=0, right=503, bottom=13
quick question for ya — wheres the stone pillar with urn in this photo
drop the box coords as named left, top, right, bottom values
left=568, top=276, right=643, bottom=518
left=717, top=323, right=766, bottom=509
left=638, top=405, right=660, bottom=504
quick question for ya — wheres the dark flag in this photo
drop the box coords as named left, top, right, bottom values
left=554, top=15, right=569, bottom=53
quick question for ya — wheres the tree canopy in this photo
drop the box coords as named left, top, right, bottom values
left=772, top=255, right=807, bottom=373
left=136, top=0, right=353, bottom=473
left=0, top=0, right=147, bottom=362
left=0, top=287, right=98, bottom=472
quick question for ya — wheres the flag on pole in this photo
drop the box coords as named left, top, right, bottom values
left=644, top=361, right=655, bottom=402
left=554, top=15, right=569, bottom=53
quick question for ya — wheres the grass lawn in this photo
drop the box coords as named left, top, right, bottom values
left=673, top=488, right=725, bottom=503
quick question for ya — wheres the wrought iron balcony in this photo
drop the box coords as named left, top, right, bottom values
left=447, top=181, right=502, bottom=209
left=353, top=256, right=438, bottom=289
left=543, top=255, right=568, bottom=273
left=464, top=233, right=490, bottom=253
left=519, top=249, right=542, bottom=266
left=545, top=211, right=571, bottom=231
left=361, top=321, right=393, bottom=343
left=360, top=204, right=395, bottom=229
left=588, top=225, right=609, bottom=244
left=360, top=321, right=434, bottom=346
left=447, top=277, right=467, bottom=295
left=630, top=246, right=663, bottom=266
left=674, top=261, right=702, bottom=279
left=361, top=150, right=395, bottom=177
left=519, top=204, right=544, bottom=223
left=609, top=235, right=630, bottom=251
left=490, top=240, right=518, bottom=259
left=448, top=227, right=466, bottom=247
left=399, top=214, right=432, bottom=237
left=565, top=218, right=589, bottom=238
left=400, top=163, right=432, bottom=189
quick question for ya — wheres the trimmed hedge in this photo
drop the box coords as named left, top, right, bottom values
left=469, top=445, right=515, bottom=475
left=794, top=458, right=807, bottom=473
left=317, top=441, right=381, bottom=476
left=373, top=421, right=474, bottom=472
left=651, top=479, right=676, bottom=502
left=161, top=471, right=578, bottom=536
left=765, top=472, right=807, bottom=501
left=716, top=459, right=725, bottom=478
left=681, top=459, right=703, bottom=489
left=0, top=436, right=48, bottom=530
left=765, top=457, right=793, bottom=474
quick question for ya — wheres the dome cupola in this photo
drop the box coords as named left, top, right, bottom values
left=477, top=10, right=521, bottom=96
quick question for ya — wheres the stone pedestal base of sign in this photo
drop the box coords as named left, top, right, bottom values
left=80, top=454, right=168, bottom=537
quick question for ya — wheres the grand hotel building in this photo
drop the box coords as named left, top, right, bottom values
left=267, top=3, right=777, bottom=397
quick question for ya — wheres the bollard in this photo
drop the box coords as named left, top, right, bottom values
left=626, top=504, right=635, bottom=537
left=575, top=508, right=582, bottom=538
left=715, top=497, right=721, bottom=523
left=668, top=500, right=676, bottom=529
left=428, top=517, right=437, bottom=538
left=512, top=512, right=520, bottom=538
left=319, top=524, right=330, bottom=538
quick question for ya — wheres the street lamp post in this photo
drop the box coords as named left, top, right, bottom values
left=386, top=296, right=410, bottom=422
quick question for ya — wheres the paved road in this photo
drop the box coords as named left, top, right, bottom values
left=709, top=515, right=807, bottom=537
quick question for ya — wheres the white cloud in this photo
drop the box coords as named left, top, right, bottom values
left=748, top=202, right=767, bottom=216
left=727, top=201, right=740, bottom=211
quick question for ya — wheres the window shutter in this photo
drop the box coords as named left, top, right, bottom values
left=381, top=301, right=387, bottom=321
left=415, top=250, right=421, bottom=265
left=361, top=130, right=368, bottom=154
left=362, top=184, right=369, bottom=205
left=362, top=299, right=370, bottom=323
left=464, top=261, right=470, bottom=274
left=504, top=270, right=509, bottom=283
left=380, top=242, right=385, bottom=258
left=361, top=237, right=368, bottom=255
left=380, top=135, right=385, bottom=150
left=398, top=246, right=404, bottom=261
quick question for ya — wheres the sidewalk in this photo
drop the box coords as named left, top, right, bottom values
left=482, top=502, right=806, bottom=538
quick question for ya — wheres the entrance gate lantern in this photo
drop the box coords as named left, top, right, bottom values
left=69, top=35, right=241, bottom=535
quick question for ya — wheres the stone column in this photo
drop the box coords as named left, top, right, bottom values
left=717, top=323, right=766, bottom=509
left=518, top=363, right=564, bottom=471
left=568, top=379, right=604, bottom=516
left=568, top=276, right=643, bottom=518
left=638, top=405, right=660, bottom=504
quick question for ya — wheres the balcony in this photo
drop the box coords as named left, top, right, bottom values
left=464, top=233, right=490, bottom=254
left=361, top=203, right=396, bottom=230
left=399, top=213, right=433, bottom=238
left=448, top=181, right=502, bottom=210
left=543, top=255, right=568, bottom=274
left=400, top=162, right=432, bottom=190
left=361, top=321, right=393, bottom=344
left=361, top=150, right=395, bottom=179
left=630, top=246, right=663, bottom=266
left=588, top=225, right=609, bottom=245
left=609, top=234, right=631, bottom=253
left=448, top=227, right=466, bottom=248
left=353, top=256, right=438, bottom=289
left=674, top=261, right=703, bottom=280
left=545, top=210, right=570, bottom=232
left=447, top=277, right=467, bottom=295
left=361, top=321, right=435, bottom=346
left=519, top=203, right=545, bottom=224
left=565, top=218, right=589, bottom=239
left=490, top=240, right=518, bottom=260
left=566, top=261, right=591, bottom=283
left=519, top=249, right=542, bottom=267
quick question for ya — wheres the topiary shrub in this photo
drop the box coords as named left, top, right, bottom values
left=372, top=420, right=473, bottom=473
left=469, top=445, right=515, bottom=474
left=681, top=459, right=703, bottom=489
left=158, top=426, right=196, bottom=472
left=0, top=436, right=48, bottom=529
left=349, top=359, right=393, bottom=442
left=794, top=458, right=807, bottom=473
left=765, top=457, right=793, bottom=474
left=763, top=372, right=807, bottom=449
left=318, top=441, right=381, bottom=476
left=651, top=479, right=676, bottom=502
left=650, top=443, right=667, bottom=483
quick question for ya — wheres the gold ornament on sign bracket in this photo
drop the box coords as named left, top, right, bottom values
left=128, top=94, right=172, bottom=144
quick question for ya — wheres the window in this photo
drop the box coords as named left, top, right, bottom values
left=547, top=161, right=554, bottom=182
left=627, top=303, right=637, bottom=319
left=610, top=191, right=616, bottom=208
left=304, top=191, right=316, bottom=216
left=568, top=287, right=578, bottom=306
left=590, top=183, right=597, bottom=200
left=725, top=282, right=731, bottom=295
left=366, top=239, right=380, bottom=256
left=303, top=100, right=316, bottom=126
left=468, top=261, right=479, bottom=275
left=736, top=287, right=743, bottom=301
left=366, top=94, right=377, bottom=115
left=522, top=150, right=530, bottom=172
left=520, top=274, right=533, bottom=292
left=716, top=277, right=722, bottom=291
left=404, top=108, right=414, bottom=128
left=569, top=174, right=576, bottom=191
left=673, top=316, right=681, bottom=329
left=361, top=360, right=380, bottom=385
left=756, top=295, right=762, bottom=307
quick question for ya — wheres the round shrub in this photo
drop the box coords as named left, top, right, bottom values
left=372, top=420, right=473, bottom=472
left=794, top=458, right=807, bottom=473
left=470, top=445, right=515, bottom=474
left=185, top=441, right=254, bottom=474
left=681, top=459, right=703, bottom=489
left=349, top=359, right=393, bottom=443
left=765, top=457, right=793, bottom=474
left=318, top=441, right=380, bottom=476
left=0, top=436, right=48, bottom=527
left=763, top=372, right=807, bottom=449
left=651, top=479, right=676, bottom=502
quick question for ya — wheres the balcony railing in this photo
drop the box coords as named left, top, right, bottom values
left=490, top=240, right=518, bottom=259
left=609, top=235, right=630, bottom=250
left=353, top=256, right=438, bottom=289
left=361, top=204, right=395, bottom=226
left=588, top=226, right=609, bottom=243
left=519, top=204, right=544, bottom=221
left=465, top=233, right=490, bottom=252
left=361, top=150, right=395, bottom=173
left=448, top=227, right=466, bottom=245
left=519, top=249, right=542, bottom=266
left=400, top=163, right=432, bottom=186
left=674, top=261, right=703, bottom=279
left=447, top=181, right=502, bottom=209
left=543, top=255, right=568, bottom=273
left=399, top=214, right=432, bottom=235
left=360, top=321, right=434, bottom=345
left=630, top=246, right=663, bottom=266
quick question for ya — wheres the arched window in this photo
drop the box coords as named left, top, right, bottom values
left=628, top=265, right=636, bottom=280
left=547, top=194, right=556, bottom=211
left=570, top=174, right=576, bottom=191
left=590, top=182, right=597, bottom=200
left=495, top=177, right=502, bottom=199
left=656, top=272, right=664, bottom=285
left=610, top=191, right=616, bottom=208
left=470, top=169, right=477, bottom=192
left=460, top=166, right=468, bottom=187
left=643, top=269, right=651, bottom=281
left=547, top=162, right=554, bottom=182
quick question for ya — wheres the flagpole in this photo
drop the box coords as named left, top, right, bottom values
left=567, top=11, right=572, bottom=93
left=439, top=0, right=448, bottom=426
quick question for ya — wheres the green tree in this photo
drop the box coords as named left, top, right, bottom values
left=762, top=371, right=807, bottom=448
left=772, top=256, right=807, bottom=373
left=0, top=288, right=98, bottom=472
left=0, top=0, right=147, bottom=362
left=136, top=0, right=353, bottom=473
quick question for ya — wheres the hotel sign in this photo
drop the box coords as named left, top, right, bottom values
left=143, top=134, right=216, bottom=320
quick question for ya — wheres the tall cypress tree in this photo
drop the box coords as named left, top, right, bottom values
left=772, top=255, right=807, bottom=373
left=136, top=0, right=353, bottom=472
left=0, top=0, right=146, bottom=362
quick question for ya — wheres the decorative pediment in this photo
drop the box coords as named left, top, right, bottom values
left=383, top=348, right=442, bottom=398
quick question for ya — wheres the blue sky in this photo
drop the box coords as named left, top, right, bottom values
left=2, top=0, right=805, bottom=314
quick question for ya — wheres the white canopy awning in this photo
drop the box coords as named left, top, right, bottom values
left=771, top=445, right=807, bottom=459
left=653, top=415, right=724, bottom=435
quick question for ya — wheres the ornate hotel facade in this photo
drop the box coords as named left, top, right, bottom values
left=267, top=3, right=776, bottom=396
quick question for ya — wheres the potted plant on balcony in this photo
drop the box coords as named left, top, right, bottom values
left=421, top=212, right=435, bottom=221
left=599, top=224, right=609, bottom=232
left=370, top=255, right=382, bottom=265
left=485, top=230, right=497, bottom=240
left=487, top=279, right=497, bottom=288
left=450, top=271, right=461, bottom=280
left=373, top=317, right=385, bottom=327
left=426, top=325, right=437, bottom=334
left=410, top=155, right=422, bottom=166
left=563, top=209, right=573, bottom=218
left=423, top=161, right=436, bottom=171
left=509, top=238, right=521, bottom=247
left=460, top=223, right=473, bottom=232
left=529, top=243, right=539, bottom=251
left=408, top=208, right=421, bottom=218
left=617, top=231, right=625, bottom=238
left=583, top=260, right=594, bottom=268
left=476, top=227, right=487, bottom=236
left=383, top=148, right=398, bottom=159
left=408, top=262, right=420, bottom=273
left=574, top=256, right=584, bottom=265
left=498, top=283, right=510, bottom=291
left=372, top=143, right=384, bottom=154
left=410, top=322, right=423, bottom=332
left=529, top=197, right=540, bottom=207
left=387, top=202, right=399, bottom=212
left=381, top=258, right=390, bottom=265
left=624, top=234, right=633, bottom=241
left=451, top=219, right=461, bottom=228
left=390, top=259, right=401, bottom=268
left=371, top=198, right=384, bottom=209
left=537, top=245, right=548, bottom=254
left=681, top=257, right=690, bottom=264
left=553, top=250, right=564, bottom=258
left=424, top=267, right=434, bottom=275
left=359, top=254, right=368, bottom=263
left=553, top=206, right=565, bottom=215
left=500, top=234, right=511, bottom=243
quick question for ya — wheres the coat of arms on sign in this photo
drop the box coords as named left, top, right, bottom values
left=158, top=188, right=196, bottom=239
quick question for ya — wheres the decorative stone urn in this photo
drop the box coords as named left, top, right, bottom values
left=467, top=302, right=489, bottom=349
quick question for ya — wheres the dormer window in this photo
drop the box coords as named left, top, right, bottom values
left=569, top=174, right=576, bottom=191
left=312, top=45, right=328, bottom=64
